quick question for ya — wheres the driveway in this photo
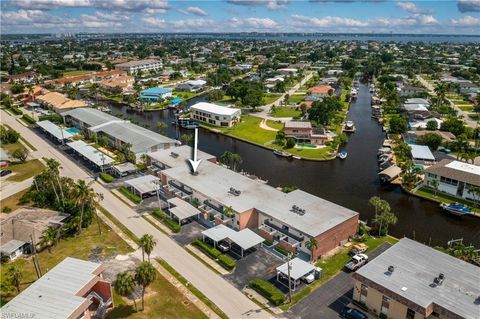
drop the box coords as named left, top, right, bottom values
left=172, top=221, right=206, bottom=246
left=225, top=247, right=284, bottom=290
left=285, top=243, right=392, bottom=319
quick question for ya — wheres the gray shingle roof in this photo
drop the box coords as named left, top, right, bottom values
left=425, top=159, right=480, bottom=187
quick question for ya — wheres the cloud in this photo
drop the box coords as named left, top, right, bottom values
left=227, top=0, right=290, bottom=10
left=373, top=14, right=439, bottom=27
left=7, top=0, right=92, bottom=10
left=396, top=2, right=432, bottom=14
left=80, top=11, right=128, bottom=28
left=229, top=17, right=279, bottom=29
left=451, top=15, right=480, bottom=27
left=142, top=17, right=215, bottom=30
left=184, top=6, right=208, bottom=16
left=457, top=0, right=480, bottom=12
left=96, top=0, right=169, bottom=12
left=290, top=14, right=369, bottom=28
left=0, top=9, right=62, bottom=25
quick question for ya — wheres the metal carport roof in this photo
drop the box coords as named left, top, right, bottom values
left=124, top=175, right=160, bottom=195
left=67, top=140, right=114, bottom=167
left=37, top=120, right=73, bottom=140
left=202, top=224, right=235, bottom=242
left=167, top=197, right=201, bottom=221
left=229, top=228, right=264, bottom=251
left=277, top=258, right=315, bottom=281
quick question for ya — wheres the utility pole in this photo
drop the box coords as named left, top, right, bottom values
left=30, top=234, right=42, bottom=279
left=287, top=253, right=293, bottom=304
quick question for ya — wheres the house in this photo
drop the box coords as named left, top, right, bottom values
left=140, top=87, right=173, bottom=101
left=1, top=257, right=114, bottom=319
left=0, top=240, right=28, bottom=261
left=424, top=159, right=480, bottom=201
left=149, top=147, right=359, bottom=261
left=308, top=85, right=334, bottom=97
left=352, top=238, right=480, bottom=319
left=399, top=84, right=424, bottom=97
left=175, top=79, right=207, bottom=92
left=8, top=71, right=37, bottom=84
left=458, top=81, right=479, bottom=95
left=277, top=68, right=298, bottom=75
left=410, top=144, right=435, bottom=164
left=283, top=121, right=329, bottom=146
left=115, top=59, right=163, bottom=74
left=190, top=102, right=241, bottom=127
left=409, top=117, right=442, bottom=130
left=37, top=92, right=88, bottom=113
left=46, top=75, right=93, bottom=89
left=100, top=76, right=135, bottom=93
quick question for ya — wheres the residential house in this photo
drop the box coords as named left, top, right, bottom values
left=458, top=81, right=479, bottom=95
left=399, top=84, right=424, bottom=97
left=410, top=144, right=436, bottom=165
left=115, top=59, right=163, bottom=74
left=37, top=91, right=88, bottom=113
left=1, top=257, right=114, bottom=319
left=140, top=87, right=173, bottom=101
left=308, top=85, right=334, bottom=97
left=190, top=102, right=241, bottom=127
left=424, top=159, right=480, bottom=201
left=8, top=71, right=38, bottom=84
left=352, top=238, right=479, bottom=319
left=175, top=79, right=207, bottom=92
left=284, top=121, right=329, bottom=146
left=100, top=76, right=135, bottom=93
left=277, top=68, right=298, bottom=76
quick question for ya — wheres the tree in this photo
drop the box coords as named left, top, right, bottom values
left=388, top=115, right=408, bottom=134
left=429, top=178, right=440, bottom=197
left=5, top=265, right=22, bottom=294
left=10, top=83, right=25, bottom=94
left=426, top=120, right=438, bottom=131
left=139, top=234, right=156, bottom=262
left=286, top=137, right=296, bottom=148
left=440, top=117, right=465, bottom=136
left=39, top=225, right=60, bottom=253
left=467, top=186, right=480, bottom=208
left=305, top=238, right=318, bottom=262
left=181, top=133, right=193, bottom=145
left=114, top=271, right=138, bottom=311
left=135, top=261, right=157, bottom=311
left=207, top=89, right=224, bottom=102
left=11, top=147, right=29, bottom=163
left=219, top=151, right=242, bottom=172
left=308, top=96, right=342, bottom=126
left=416, top=133, right=442, bottom=151
left=74, top=179, right=101, bottom=235
left=369, top=196, right=396, bottom=236
left=0, top=126, right=20, bottom=144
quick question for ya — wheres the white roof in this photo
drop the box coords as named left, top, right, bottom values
left=167, top=197, right=200, bottom=220
left=277, top=258, right=315, bottom=281
left=185, top=79, right=206, bottom=86
left=1, top=257, right=101, bottom=319
left=149, top=145, right=216, bottom=169
left=37, top=120, right=73, bottom=140
left=404, top=104, right=428, bottom=112
left=410, top=144, right=435, bottom=161
left=201, top=225, right=264, bottom=250
left=445, top=161, right=480, bottom=176
left=67, top=140, right=114, bottom=166
left=190, top=102, right=241, bottom=116
left=113, top=162, right=137, bottom=173
left=124, top=174, right=159, bottom=194
left=0, top=239, right=26, bottom=254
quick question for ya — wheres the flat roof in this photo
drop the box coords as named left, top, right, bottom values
left=425, top=159, right=480, bottom=187
left=1, top=257, right=101, bottom=319
left=0, top=239, right=26, bottom=255
left=202, top=224, right=264, bottom=250
left=285, top=121, right=312, bottom=129
left=354, top=238, right=480, bottom=318
left=190, top=102, right=241, bottom=116
left=37, top=120, right=73, bottom=140
left=67, top=140, right=114, bottom=167
left=202, top=224, right=235, bottom=242
left=113, top=162, right=137, bottom=173
left=277, top=258, right=315, bottom=281
left=115, top=59, right=161, bottom=67
left=410, top=144, right=435, bottom=161
left=162, top=159, right=358, bottom=237
left=124, top=175, right=160, bottom=194
left=167, top=197, right=201, bottom=220
left=63, top=107, right=119, bottom=127
left=149, top=145, right=216, bottom=169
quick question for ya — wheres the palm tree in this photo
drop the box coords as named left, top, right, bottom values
left=114, top=271, right=138, bottom=311
left=181, top=133, right=193, bottom=145
left=429, top=179, right=440, bottom=197
left=434, top=83, right=446, bottom=108
left=5, top=265, right=22, bottom=294
left=135, top=261, right=157, bottom=311
left=46, top=158, right=64, bottom=205
left=139, top=234, right=156, bottom=262
left=39, top=226, right=60, bottom=253
left=305, top=238, right=318, bottom=262
left=74, top=180, right=100, bottom=235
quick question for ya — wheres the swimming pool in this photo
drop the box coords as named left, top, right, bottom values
left=296, top=143, right=318, bottom=149
left=66, top=127, right=80, bottom=134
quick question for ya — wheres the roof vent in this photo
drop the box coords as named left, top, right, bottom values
left=229, top=187, right=241, bottom=196
left=291, top=205, right=306, bottom=216
left=388, top=265, right=395, bottom=273
left=433, top=273, right=445, bottom=285
left=170, top=152, right=179, bottom=158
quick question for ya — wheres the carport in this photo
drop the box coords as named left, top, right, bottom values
left=112, top=162, right=137, bottom=177
left=202, top=224, right=264, bottom=258
left=37, top=120, right=73, bottom=143
left=124, top=175, right=160, bottom=198
left=67, top=140, right=114, bottom=170
left=167, top=197, right=201, bottom=225
left=276, top=258, right=315, bottom=291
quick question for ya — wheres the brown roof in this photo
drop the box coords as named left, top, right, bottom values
left=284, top=121, right=312, bottom=129
left=425, top=159, right=480, bottom=187
left=94, top=70, right=127, bottom=78
left=308, top=85, right=334, bottom=95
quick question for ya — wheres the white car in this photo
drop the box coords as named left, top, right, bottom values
left=345, top=254, right=369, bottom=271
left=302, top=272, right=315, bottom=284
left=217, top=241, right=230, bottom=253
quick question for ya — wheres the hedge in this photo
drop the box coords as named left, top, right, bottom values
left=22, top=114, right=36, bottom=124
left=99, top=172, right=114, bottom=183
left=193, top=239, right=221, bottom=259
left=249, top=279, right=285, bottom=306
left=274, top=245, right=290, bottom=256
left=10, top=107, right=23, bottom=115
left=217, top=254, right=236, bottom=270
left=119, top=186, right=141, bottom=203
left=152, top=209, right=181, bottom=233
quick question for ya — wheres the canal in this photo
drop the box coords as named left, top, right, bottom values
left=100, top=84, right=480, bottom=246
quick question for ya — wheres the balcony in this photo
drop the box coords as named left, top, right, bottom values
left=264, top=220, right=304, bottom=242
left=168, top=180, right=193, bottom=196
left=203, top=199, right=224, bottom=214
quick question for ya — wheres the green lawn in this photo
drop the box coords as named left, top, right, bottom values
left=271, top=107, right=302, bottom=118
left=0, top=189, right=30, bottom=212
left=62, top=70, right=93, bottom=77
left=263, top=93, right=282, bottom=105
left=288, top=94, right=305, bottom=104
left=173, top=91, right=198, bottom=99
left=1, top=219, right=133, bottom=305
left=415, top=186, right=479, bottom=213
left=265, top=120, right=284, bottom=130
left=272, top=145, right=335, bottom=160
left=1, top=141, right=24, bottom=153
left=7, top=159, right=45, bottom=182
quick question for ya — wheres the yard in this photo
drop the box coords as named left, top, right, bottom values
left=415, top=186, right=479, bottom=214
left=271, top=106, right=302, bottom=118
left=288, top=94, right=306, bottom=104
left=263, top=93, right=282, bottom=105
left=446, top=93, right=474, bottom=112
left=271, top=145, right=335, bottom=160
left=7, top=159, right=46, bottom=182
left=173, top=91, right=198, bottom=99
left=0, top=189, right=30, bottom=212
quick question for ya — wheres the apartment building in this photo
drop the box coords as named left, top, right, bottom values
left=190, top=102, right=241, bottom=127
left=114, top=59, right=163, bottom=74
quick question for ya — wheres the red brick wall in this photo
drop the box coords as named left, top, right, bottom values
left=91, top=280, right=112, bottom=302
left=279, top=239, right=297, bottom=254
left=238, top=209, right=259, bottom=230
left=312, top=215, right=359, bottom=259
left=259, top=229, right=273, bottom=241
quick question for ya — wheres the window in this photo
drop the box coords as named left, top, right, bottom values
left=406, top=308, right=415, bottom=319
left=381, top=296, right=390, bottom=315
left=440, top=176, right=458, bottom=186
left=360, top=284, right=368, bottom=303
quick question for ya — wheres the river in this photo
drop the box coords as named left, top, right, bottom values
left=99, top=84, right=480, bottom=247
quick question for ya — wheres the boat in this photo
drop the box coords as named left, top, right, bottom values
left=293, top=155, right=301, bottom=160
left=440, top=203, right=473, bottom=216
left=273, top=150, right=292, bottom=158
left=343, top=121, right=356, bottom=133
left=337, top=150, right=348, bottom=159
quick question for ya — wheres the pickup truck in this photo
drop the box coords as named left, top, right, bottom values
left=345, top=254, right=368, bottom=271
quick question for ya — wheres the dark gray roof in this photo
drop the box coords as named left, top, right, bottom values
left=425, top=159, right=480, bottom=187
left=355, top=238, right=480, bottom=319
left=62, top=108, right=118, bottom=127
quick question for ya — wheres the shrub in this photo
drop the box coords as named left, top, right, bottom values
left=22, top=114, right=36, bottom=124
left=263, top=239, right=273, bottom=246
left=152, top=209, right=181, bottom=233
left=249, top=279, right=285, bottom=306
left=10, top=107, right=23, bottom=115
left=118, top=186, right=141, bottom=203
left=192, top=239, right=221, bottom=259
left=39, top=114, right=63, bottom=124
left=274, top=245, right=290, bottom=256
left=217, top=254, right=236, bottom=270
left=99, top=172, right=114, bottom=183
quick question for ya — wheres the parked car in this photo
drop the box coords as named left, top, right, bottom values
left=0, top=170, right=12, bottom=177
left=345, top=253, right=369, bottom=271
left=349, top=243, right=368, bottom=256
left=302, top=272, right=315, bottom=284
left=217, top=241, right=230, bottom=253
left=341, top=306, right=368, bottom=319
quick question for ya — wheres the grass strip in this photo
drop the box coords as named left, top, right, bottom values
left=97, top=205, right=140, bottom=245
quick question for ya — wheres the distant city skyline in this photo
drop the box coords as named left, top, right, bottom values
left=1, top=0, right=479, bottom=34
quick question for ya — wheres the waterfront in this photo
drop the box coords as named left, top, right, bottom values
left=104, top=84, right=480, bottom=247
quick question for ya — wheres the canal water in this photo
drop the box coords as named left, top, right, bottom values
left=100, top=84, right=480, bottom=246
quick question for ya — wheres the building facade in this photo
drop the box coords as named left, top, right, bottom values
left=114, top=59, right=163, bottom=74
left=190, top=102, right=241, bottom=127
left=284, top=121, right=329, bottom=146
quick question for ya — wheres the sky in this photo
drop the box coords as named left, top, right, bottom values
left=1, top=0, right=479, bottom=34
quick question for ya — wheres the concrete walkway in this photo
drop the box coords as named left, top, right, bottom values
left=259, top=119, right=279, bottom=132
left=0, top=110, right=273, bottom=319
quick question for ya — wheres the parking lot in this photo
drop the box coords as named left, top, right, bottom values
left=171, top=221, right=206, bottom=246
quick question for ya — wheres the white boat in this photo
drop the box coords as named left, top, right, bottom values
left=337, top=150, right=348, bottom=159
left=273, top=150, right=292, bottom=158
left=343, top=121, right=356, bottom=132
left=293, top=155, right=301, bottom=160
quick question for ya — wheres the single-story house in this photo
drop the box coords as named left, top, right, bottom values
left=0, top=240, right=28, bottom=261
left=308, top=85, right=334, bottom=97
left=410, top=144, right=435, bottom=164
